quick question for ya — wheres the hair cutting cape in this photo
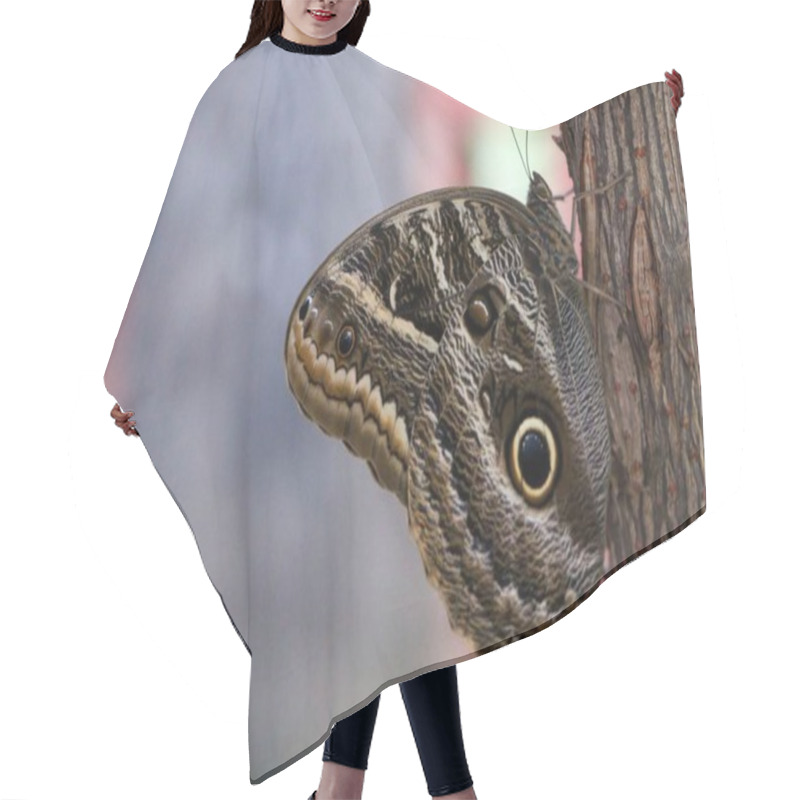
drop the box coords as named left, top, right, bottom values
left=105, top=32, right=705, bottom=784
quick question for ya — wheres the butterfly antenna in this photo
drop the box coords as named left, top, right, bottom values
left=509, top=127, right=532, bottom=181
left=525, top=129, right=531, bottom=180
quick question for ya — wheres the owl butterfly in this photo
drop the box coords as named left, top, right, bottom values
left=284, top=174, right=611, bottom=651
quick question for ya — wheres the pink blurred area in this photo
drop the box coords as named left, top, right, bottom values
left=408, top=80, right=583, bottom=280
left=409, top=78, right=479, bottom=187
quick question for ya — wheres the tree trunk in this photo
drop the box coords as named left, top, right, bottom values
left=554, top=82, right=706, bottom=573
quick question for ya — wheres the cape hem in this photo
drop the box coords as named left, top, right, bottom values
left=249, top=501, right=707, bottom=785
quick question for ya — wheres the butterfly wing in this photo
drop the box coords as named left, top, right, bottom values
left=284, top=184, right=611, bottom=651
left=405, top=189, right=612, bottom=650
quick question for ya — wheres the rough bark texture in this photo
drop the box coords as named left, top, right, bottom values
left=554, top=82, right=706, bottom=571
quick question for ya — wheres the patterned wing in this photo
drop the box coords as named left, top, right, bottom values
left=284, top=180, right=611, bottom=649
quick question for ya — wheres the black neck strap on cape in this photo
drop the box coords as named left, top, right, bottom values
left=269, top=31, right=348, bottom=55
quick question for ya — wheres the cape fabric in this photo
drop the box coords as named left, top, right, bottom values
left=105, top=32, right=705, bottom=784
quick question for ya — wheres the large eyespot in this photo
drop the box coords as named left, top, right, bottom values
left=298, top=295, right=312, bottom=321
left=337, top=324, right=356, bottom=357
left=507, top=415, right=558, bottom=506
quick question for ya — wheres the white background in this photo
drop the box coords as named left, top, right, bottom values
left=1, top=1, right=796, bottom=798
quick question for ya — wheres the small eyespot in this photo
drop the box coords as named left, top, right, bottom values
left=466, top=296, right=491, bottom=333
left=507, top=414, right=559, bottom=506
left=337, top=324, right=355, bottom=357
left=299, top=295, right=312, bottom=321
left=464, top=287, right=499, bottom=337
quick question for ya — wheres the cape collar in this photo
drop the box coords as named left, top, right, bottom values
left=269, top=31, right=348, bottom=56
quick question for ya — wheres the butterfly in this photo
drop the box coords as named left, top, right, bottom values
left=284, top=174, right=611, bottom=650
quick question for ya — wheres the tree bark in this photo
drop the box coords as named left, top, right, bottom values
left=555, top=82, right=706, bottom=572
